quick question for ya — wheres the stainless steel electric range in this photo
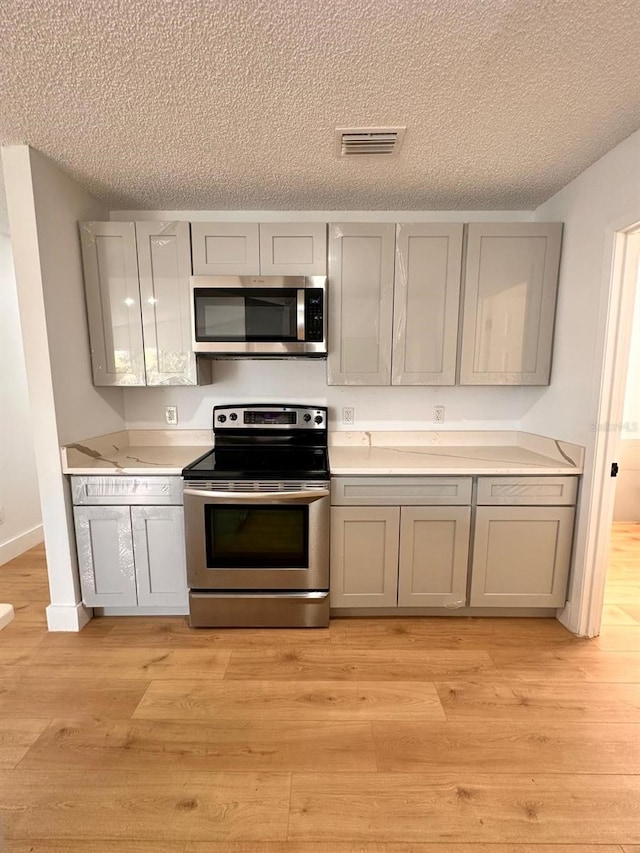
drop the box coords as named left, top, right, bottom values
left=182, top=404, right=330, bottom=628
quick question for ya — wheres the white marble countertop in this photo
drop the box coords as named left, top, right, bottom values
left=61, top=429, right=584, bottom=476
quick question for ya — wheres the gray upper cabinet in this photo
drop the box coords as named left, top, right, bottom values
left=136, top=222, right=198, bottom=386
left=79, top=222, right=146, bottom=386
left=191, top=222, right=327, bottom=275
left=327, top=223, right=395, bottom=385
left=392, top=223, right=464, bottom=385
left=80, top=221, right=209, bottom=387
left=260, top=222, right=327, bottom=275
left=191, top=223, right=260, bottom=275
left=460, top=222, right=563, bottom=385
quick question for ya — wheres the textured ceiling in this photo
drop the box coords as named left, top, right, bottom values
left=1, top=0, right=639, bottom=211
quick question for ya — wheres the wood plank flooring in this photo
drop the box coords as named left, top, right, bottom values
left=0, top=523, right=639, bottom=851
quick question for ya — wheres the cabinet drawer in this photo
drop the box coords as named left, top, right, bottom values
left=477, top=476, right=578, bottom=506
left=71, top=476, right=183, bottom=506
left=331, top=476, right=472, bottom=506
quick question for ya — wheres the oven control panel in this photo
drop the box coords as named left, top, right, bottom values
left=213, top=405, right=327, bottom=430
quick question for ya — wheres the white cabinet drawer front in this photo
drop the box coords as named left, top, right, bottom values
left=332, top=477, right=472, bottom=506
left=477, top=476, right=578, bottom=505
left=72, top=476, right=183, bottom=505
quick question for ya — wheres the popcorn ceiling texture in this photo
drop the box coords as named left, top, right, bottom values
left=1, top=0, right=639, bottom=211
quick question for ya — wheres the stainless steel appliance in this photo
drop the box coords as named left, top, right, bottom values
left=190, top=276, right=327, bottom=356
left=182, top=404, right=330, bottom=627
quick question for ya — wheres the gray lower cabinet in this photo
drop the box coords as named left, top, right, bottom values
left=71, top=476, right=187, bottom=611
left=330, top=477, right=472, bottom=609
left=469, top=475, right=577, bottom=607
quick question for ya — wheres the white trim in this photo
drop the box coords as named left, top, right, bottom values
left=0, top=603, right=15, bottom=630
left=0, top=524, right=44, bottom=566
left=562, top=221, right=640, bottom=637
left=45, top=601, right=93, bottom=632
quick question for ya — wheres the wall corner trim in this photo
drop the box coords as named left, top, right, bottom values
left=46, top=601, right=93, bottom=632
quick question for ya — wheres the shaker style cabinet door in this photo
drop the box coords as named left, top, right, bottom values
left=327, top=223, right=395, bottom=385
left=330, top=506, right=400, bottom=607
left=469, top=505, right=575, bottom=607
left=397, top=506, right=471, bottom=607
left=392, top=223, right=464, bottom=385
left=259, top=223, right=327, bottom=275
left=131, top=506, right=188, bottom=607
left=191, top=222, right=260, bottom=275
left=79, top=222, right=146, bottom=386
left=136, top=221, right=199, bottom=386
left=459, top=222, right=563, bottom=385
left=73, top=506, right=137, bottom=607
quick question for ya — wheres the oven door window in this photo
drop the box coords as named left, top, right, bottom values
left=205, top=504, right=309, bottom=569
left=194, top=288, right=299, bottom=342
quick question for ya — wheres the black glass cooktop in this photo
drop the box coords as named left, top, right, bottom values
left=183, top=447, right=330, bottom=480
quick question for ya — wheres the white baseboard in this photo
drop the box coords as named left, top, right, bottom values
left=0, top=603, right=15, bottom=630
left=0, top=524, right=44, bottom=566
left=46, top=602, right=93, bottom=632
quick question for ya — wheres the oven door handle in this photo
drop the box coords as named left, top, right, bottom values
left=183, top=488, right=329, bottom=501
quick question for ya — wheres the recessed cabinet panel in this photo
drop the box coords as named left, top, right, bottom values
left=470, top=506, right=574, bottom=607
left=79, top=222, right=146, bottom=386
left=460, top=223, right=562, bottom=385
left=131, top=506, right=188, bottom=607
left=328, top=223, right=395, bottom=385
left=136, top=221, right=198, bottom=385
left=191, top=223, right=260, bottom=275
left=74, top=506, right=137, bottom=606
left=397, top=507, right=471, bottom=607
left=330, top=506, right=399, bottom=607
left=392, top=224, right=463, bottom=385
left=260, top=223, right=327, bottom=275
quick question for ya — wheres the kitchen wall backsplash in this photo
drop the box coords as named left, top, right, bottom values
left=122, top=358, right=546, bottom=432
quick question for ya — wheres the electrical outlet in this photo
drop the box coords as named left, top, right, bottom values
left=342, top=407, right=355, bottom=426
left=165, top=405, right=178, bottom=426
left=433, top=405, right=445, bottom=424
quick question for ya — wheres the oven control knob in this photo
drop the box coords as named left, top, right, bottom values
left=217, top=414, right=227, bottom=423
left=229, top=413, right=238, bottom=421
left=303, top=414, right=311, bottom=422
left=314, top=415, right=323, bottom=424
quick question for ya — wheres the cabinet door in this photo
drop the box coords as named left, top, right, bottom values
left=327, top=223, right=395, bottom=385
left=73, top=506, right=137, bottom=606
left=330, top=506, right=399, bottom=607
left=392, top=224, right=463, bottom=385
left=398, top=506, right=470, bottom=607
left=191, top=222, right=260, bottom=275
left=460, top=222, right=562, bottom=385
left=470, top=506, right=575, bottom=607
left=259, top=223, right=327, bottom=275
left=131, top=506, right=188, bottom=607
left=79, top=222, right=146, bottom=386
left=136, top=221, right=201, bottom=386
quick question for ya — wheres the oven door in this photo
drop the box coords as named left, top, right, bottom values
left=183, top=486, right=330, bottom=590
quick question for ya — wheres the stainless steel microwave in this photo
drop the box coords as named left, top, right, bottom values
left=190, top=275, right=327, bottom=356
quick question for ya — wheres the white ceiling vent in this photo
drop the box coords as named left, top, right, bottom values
left=335, top=127, right=406, bottom=157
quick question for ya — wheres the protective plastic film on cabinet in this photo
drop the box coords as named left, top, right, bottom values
left=392, top=223, right=464, bottom=385
left=79, top=221, right=146, bottom=386
left=327, top=222, right=395, bottom=385
left=73, top=505, right=137, bottom=607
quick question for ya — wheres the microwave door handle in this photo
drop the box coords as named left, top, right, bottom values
left=297, top=290, right=305, bottom=341
left=183, top=488, right=329, bottom=501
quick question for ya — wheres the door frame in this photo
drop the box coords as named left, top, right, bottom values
left=569, top=221, right=640, bottom=636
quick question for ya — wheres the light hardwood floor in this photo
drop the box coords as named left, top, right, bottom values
left=0, top=524, right=639, bottom=852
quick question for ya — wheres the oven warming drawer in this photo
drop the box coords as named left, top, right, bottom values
left=189, top=590, right=329, bottom=628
